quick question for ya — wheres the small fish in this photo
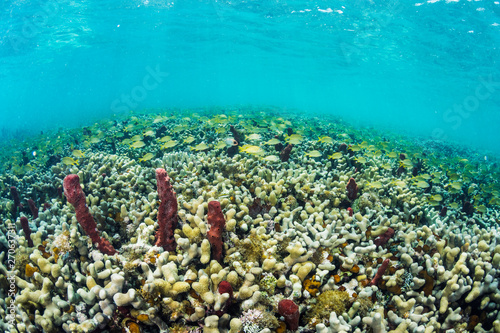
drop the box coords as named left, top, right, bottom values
left=285, top=134, right=304, bottom=144
left=381, top=163, right=391, bottom=170
left=318, top=136, right=333, bottom=144
left=225, top=138, right=238, bottom=146
left=215, top=127, right=226, bottom=134
left=387, top=152, right=398, bottom=158
left=392, top=180, right=407, bottom=188
left=89, top=137, right=100, bottom=144
left=139, top=153, right=154, bottom=162
left=349, top=145, right=361, bottom=152
left=328, top=152, right=343, bottom=160
left=161, top=140, right=178, bottom=149
left=429, top=194, right=443, bottom=201
left=305, top=150, right=322, bottom=158
left=143, top=130, right=155, bottom=137
left=158, top=135, right=173, bottom=143
left=239, top=145, right=264, bottom=155
left=355, top=156, right=367, bottom=164
left=191, top=142, right=209, bottom=151
left=449, top=202, right=459, bottom=209
left=414, top=180, right=430, bottom=188
left=400, top=159, right=413, bottom=168
left=264, top=138, right=281, bottom=145
left=450, top=182, right=462, bottom=190
left=130, top=141, right=146, bottom=149
left=72, top=150, right=85, bottom=158
left=215, top=141, right=227, bottom=150
left=476, top=205, right=487, bottom=213
left=131, top=135, right=143, bottom=142
left=431, top=171, right=443, bottom=179
left=184, top=136, right=195, bottom=144
left=62, top=157, right=78, bottom=166
left=262, top=155, right=280, bottom=162
left=121, top=138, right=132, bottom=145
left=489, top=197, right=500, bottom=205
left=172, top=125, right=186, bottom=133
left=153, top=116, right=166, bottom=123
left=246, top=133, right=262, bottom=141
left=368, top=181, right=383, bottom=189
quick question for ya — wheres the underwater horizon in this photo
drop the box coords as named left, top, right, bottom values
left=1, top=0, right=500, bottom=155
left=3, top=1, right=500, bottom=333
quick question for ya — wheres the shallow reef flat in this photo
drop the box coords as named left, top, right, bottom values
left=1, top=106, right=500, bottom=333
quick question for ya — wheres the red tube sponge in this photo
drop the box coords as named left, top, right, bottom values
left=63, top=174, right=117, bottom=255
left=278, top=299, right=299, bottom=330
left=207, top=201, right=225, bottom=263
left=373, top=227, right=395, bottom=247
left=215, top=281, right=233, bottom=315
left=370, top=258, right=390, bottom=286
left=154, top=168, right=178, bottom=251
left=27, top=199, right=38, bottom=219
left=20, top=216, right=34, bottom=247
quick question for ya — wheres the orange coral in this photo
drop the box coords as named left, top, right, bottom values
left=126, top=322, right=141, bottom=333
left=25, top=264, right=38, bottom=278
left=53, top=247, right=60, bottom=261
left=303, top=275, right=321, bottom=297
left=276, top=321, right=287, bottom=333
left=136, top=314, right=149, bottom=322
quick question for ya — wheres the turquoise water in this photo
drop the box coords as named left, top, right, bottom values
left=1, top=0, right=499, bottom=154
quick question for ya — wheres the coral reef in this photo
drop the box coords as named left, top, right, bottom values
left=1, top=107, right=500, bottom=333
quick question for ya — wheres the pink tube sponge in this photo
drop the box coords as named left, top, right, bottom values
left=154, top=168, right=178, bottom=251
left=278, top=299, right=299, bottom=330
left=207, top=201, right=225, bottom=263
left=63, top=174, right=117, bottom=255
